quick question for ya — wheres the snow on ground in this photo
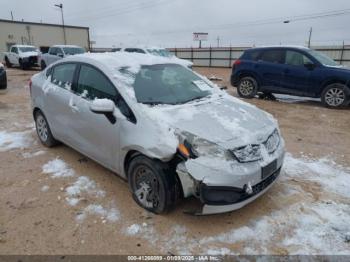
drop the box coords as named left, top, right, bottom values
left=275, top=94, right=320, bottom=103
left=0, top=130, right=33, bottom=152
left=42, top=158, right=75, bottom=178
left=120, top=153, right=350, bottom=255
left=41, top=158, right=120, bottom=223
left=22, top=150, right=46, bottom=159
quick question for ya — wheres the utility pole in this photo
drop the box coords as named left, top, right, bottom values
left=308, top=27, right=313, bottom=48
left=55, top=3, right=67, bottom=45
left=216, top=36, right=220, bottom=47
left=10, top=11, right=14, bottom=20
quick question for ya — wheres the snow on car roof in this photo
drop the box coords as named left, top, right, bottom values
left=66, top=52, right=182, bottom=73
left=13, top=44, right=36, bottom=48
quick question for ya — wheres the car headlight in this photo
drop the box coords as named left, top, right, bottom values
left=231, top=144, right=262, bottom=163
left=264, top=129, right=280, bottom=154
left=178, top=131, right=233, bottom=161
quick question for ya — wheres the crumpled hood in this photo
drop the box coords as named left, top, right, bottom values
left=145, top=95, right=277, bottom=149
left=19, top=51, right=39, bottom=58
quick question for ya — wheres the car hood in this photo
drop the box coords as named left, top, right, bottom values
left=144, top=95, right=277, bottom=149
left=19, top=51, right=39, bottom=58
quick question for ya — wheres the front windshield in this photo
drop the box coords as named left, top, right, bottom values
left=147, top=49, right=174, bottom=58
left=307, top=50, right=338, bottom=67
left=129, top=64, right=212, bottom=105
left=63, top=47, right=85, bottom=55
left=19, top=47, right=36, bottom=52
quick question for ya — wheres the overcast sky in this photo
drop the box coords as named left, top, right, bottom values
left=1, top=0, right=350, bottom=48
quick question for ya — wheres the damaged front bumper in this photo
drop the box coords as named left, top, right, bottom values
left=176, top=142, right=285, bottom=215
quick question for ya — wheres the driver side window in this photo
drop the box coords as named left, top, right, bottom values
left=285, top=50, right=312, bottom=66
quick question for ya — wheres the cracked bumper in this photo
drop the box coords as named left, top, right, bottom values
left=177, top=142, right=285, bottom=215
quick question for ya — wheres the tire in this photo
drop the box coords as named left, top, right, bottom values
left=41, top=61, right=46, bottom=70
left=5, top=57, right=12, bottom=68
left=34, top=110, right=59, bottom=147
left=321, top=83, right=350, bottom=108
left=237, top=76, right=258, bottom=98
left=127, top=155, right=178, bottom=214
left=19, top=59, right=26, bottom=70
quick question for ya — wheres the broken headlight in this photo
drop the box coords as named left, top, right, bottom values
left=231, top=144, right=262, bottom=163
left=179, top=132, right=233, bottom=161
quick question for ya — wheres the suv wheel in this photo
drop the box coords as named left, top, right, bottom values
left=5, top=57, right=12, bottom=68
left=35, top=111, right=59, bottom=147
left=321, top=83, right=350, bottom=108
left=237, top=76, right=258, bottom=98
left=127, top=155, right=178, bottom=214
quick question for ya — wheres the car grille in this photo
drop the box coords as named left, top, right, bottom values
left=29, top=56, right=38, bottom=64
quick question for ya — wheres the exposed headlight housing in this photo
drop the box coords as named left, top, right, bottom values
left=264, top=129, right=280, bottom=154
left=231, top=144, right=262, bottom=163
left=231, top=129, right=280, bottom=163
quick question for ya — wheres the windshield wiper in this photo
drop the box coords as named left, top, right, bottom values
left=181, top=95, right=211, bottom=104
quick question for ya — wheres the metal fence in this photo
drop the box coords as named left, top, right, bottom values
left=167, top=46, right=350, bottom=68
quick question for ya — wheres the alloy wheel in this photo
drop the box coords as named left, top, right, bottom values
left=325, top=87, right=345, bottom=107
left=239, top=80, right=254, bottom=96
left=36, top=115, right=48, bottom=142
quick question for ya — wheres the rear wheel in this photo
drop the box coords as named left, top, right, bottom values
left=5, top=57, right=12, bottom=68
left=41, top=61, right=46, bottom=70
left=237, top=76, right=258, bottom=98
left=34, top=110, right=59, bottom=147
left=321, top=83, right=350, bottom=108
left=127, top=155, right=178, bottom=214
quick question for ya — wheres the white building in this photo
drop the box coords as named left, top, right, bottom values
left=0, top=19, right=90, bottom=53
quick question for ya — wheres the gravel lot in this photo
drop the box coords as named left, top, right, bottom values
left=0, top=66, right=349, bottom=255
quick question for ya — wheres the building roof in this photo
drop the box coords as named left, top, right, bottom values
left=0, top=18, right=89, bottom=30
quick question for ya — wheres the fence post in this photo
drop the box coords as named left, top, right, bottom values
left=229, top=46, right=232, bottom=68
left=175, top=47, right=177, bottom=57
left=209, top=46, right=212, bottom=67
left=340, top=41, right=345, bottom=65
left=191, top=47, right=193, bottom=62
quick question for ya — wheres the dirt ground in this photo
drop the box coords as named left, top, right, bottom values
left=0, top=66, right=349, bottom=255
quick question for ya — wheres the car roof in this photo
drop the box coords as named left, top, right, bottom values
left=52, top=45, right=82, bottom=48
left=247, top=45, right=310, bottom=52
left=61, top=52, right=181, bottom=71
left=13, top=45, right=36, bottom=48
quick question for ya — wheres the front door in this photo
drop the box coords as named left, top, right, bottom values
left=69, top=64, right=121, bottom=170
left=279, top=50, right=314, bottom=96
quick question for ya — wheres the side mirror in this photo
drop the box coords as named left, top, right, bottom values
left=57, top=53, right=64, bottom=58
left=304, top=62, right=316, bottom=70
left=90, top=99, right=115, bottom=114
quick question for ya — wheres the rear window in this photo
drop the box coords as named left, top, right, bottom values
left=51, top=63, right=76, bottom=89
left=244, top=50, right=261, bottom=61
left=260, top=50, right=285, bottom=64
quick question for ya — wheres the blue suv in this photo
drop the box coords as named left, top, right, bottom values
left=231, top=46, right=350, bottom=108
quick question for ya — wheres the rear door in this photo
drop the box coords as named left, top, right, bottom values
left=44, top=63, right=77, bottom=144
left=255, top=49, right=285, bottom=91
left=279, top=50, right=315, bottom=96
left=69, top=64, right=123, bottom=169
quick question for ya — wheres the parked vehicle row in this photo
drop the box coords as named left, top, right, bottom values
left=231, top=46, right=350, bottom=108
left=30, top=52, right=285, bottom=215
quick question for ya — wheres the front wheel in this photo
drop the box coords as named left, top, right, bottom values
left=35, top=111, right=59, bottom=147
left=321, top=84, right=350, bottom=108
left=5, top=57, right=12, bottom=68
left=237, top=76, right=258, bottom=98
left=19, top=60, right=26, bottom=70
left=127, top=155, right=178, bottom=214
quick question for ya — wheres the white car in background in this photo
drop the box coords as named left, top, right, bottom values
left=117, top=47, right=193, bottom=68
left=3, top=45, right=39, bottom=70
left=39, top=45, right=85, bottom=70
